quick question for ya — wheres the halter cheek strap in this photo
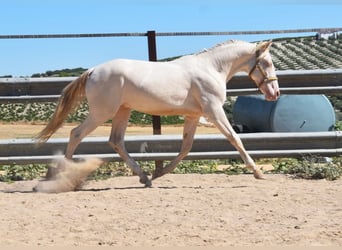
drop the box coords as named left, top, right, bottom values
left=249, top=52, right=278, bottom=88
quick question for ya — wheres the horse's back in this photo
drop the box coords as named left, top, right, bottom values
left=89, top=59, right=178, bottom=82
left=85, top=58, right=203, bottom=116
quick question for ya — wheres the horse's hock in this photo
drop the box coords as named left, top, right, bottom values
left=233, top=95, right=335, bottom=133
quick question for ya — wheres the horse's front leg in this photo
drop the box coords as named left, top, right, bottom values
left=109, top=107, right=151, bottom=187
left=205, top=106, right=264, bottom=179
left=152, top=116, right=199, bottom=180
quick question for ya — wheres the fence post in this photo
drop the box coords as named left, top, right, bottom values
left=147, top=30, right=163, bottom=176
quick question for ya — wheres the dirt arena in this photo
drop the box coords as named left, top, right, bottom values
left=1, top=124, right=342, bottom=246
left=1, top=174, right=341, bottom=246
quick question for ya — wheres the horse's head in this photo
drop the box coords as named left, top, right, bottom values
left=249, top=41, right=280, bottom=101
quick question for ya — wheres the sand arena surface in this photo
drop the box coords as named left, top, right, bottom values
left=0, top=174, right=341, bottom=246
left=1, top=123, right=342, bottom=246
left=0, top=123, right=220, bottom=139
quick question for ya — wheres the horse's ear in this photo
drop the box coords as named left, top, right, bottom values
left=256, top=41, right=272, bottom=56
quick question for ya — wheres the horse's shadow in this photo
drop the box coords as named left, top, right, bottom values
left=0, top=183, right=249, bottom=194
left=79, top=184, right=248, bottom=192
left=0, top=190, right=35, bottom=194
left=0, top=186, right=142, bottom=193
left=76, top=185, right=188, bottom=192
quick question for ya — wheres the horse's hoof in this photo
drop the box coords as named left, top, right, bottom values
left=144, top=180, right=152, bottom=188
left=253, top=169, right=265, bottom=180
left=139, top=174, right=152, bottom=187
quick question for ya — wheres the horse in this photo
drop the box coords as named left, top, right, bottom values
left=37, top=40, right=279, bottom=188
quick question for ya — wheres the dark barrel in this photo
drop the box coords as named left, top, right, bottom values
left=233, top=95, right=335, bottom=132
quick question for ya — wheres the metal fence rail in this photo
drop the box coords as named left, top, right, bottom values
left=1, top=28, right=341, bottom=40
left=1, top=69, right=342, bottom=103
left=1, top=132, right=341, bottom=164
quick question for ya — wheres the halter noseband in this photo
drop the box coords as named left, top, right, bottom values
left=248, top=50, right=278, bottom=88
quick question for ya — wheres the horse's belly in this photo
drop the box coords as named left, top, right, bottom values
left=137, top=106, right=200, bottom=116
left=126, top=96, right=201, bottom=116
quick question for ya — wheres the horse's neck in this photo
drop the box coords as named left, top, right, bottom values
left=204, top=43, right=255, bottom=82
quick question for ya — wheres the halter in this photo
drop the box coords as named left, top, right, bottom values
left=248, top=50, right=278, bottom=88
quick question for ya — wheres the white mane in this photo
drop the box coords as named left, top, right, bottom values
left=196, top=40, right=251, bottom=55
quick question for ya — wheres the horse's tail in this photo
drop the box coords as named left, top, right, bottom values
left=36, top=71, right=90, bottom=143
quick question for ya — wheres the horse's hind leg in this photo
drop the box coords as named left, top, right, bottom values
left=108, top=107, right=151, bottom=187
left=65, top=114, right=109, bottom=159
left=44, top=113, right=109, bottom=180
left=152, top=116, right=199, bottom=180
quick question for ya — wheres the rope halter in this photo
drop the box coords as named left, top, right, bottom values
left=248, top=50, right=278, bottom=88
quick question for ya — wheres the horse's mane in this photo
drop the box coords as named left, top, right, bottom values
left=196, top=40, right=250, bottom=55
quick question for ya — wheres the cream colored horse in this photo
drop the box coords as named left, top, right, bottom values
left=37, top=40, right=279, bottom=187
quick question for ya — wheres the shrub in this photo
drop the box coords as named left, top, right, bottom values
left=0, top=164, right=48, bottom=182
left=273, top=157, right=342, bottom=181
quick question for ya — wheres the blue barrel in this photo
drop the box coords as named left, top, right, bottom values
left=233, top=95, right=335, bottom=132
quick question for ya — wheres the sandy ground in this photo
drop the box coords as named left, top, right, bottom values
left=0, top=123, right=220, bottom=139
left=0, top=174, right=342, bottom=246
left=1, top=123, right=342, bottom=246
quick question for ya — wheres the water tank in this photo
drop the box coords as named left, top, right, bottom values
left=233, top=95, right=335, bottom=132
